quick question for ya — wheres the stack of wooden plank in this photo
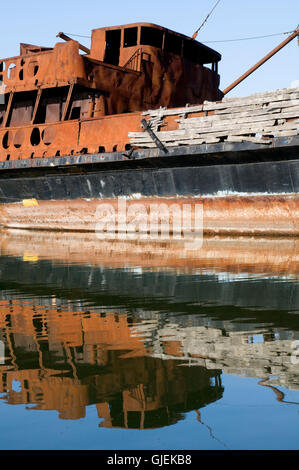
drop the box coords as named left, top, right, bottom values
left=129, top=86, right=299, bottom=148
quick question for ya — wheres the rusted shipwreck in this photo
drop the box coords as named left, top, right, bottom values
left=0, top=23, right=298, bottom=235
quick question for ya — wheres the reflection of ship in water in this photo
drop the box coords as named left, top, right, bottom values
left=133, top=320, right=299, bottom=393
left=1, top=228, right=299, bottom=277
left=0, top=302, right=222, bottom=427
left=0, top=229, right=299, bottom=308
left=0, top=235, right=298, bottom=426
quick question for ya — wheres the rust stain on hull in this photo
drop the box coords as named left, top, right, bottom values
left=0, top=195, right=298, bottom=236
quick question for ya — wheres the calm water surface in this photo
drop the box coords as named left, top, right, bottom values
left=0, top=232, right=298, bottom=450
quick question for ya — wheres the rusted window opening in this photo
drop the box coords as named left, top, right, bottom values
left=124, top=27, right=138, bottom=48
left=2, top=92, right=14, bottom=128
left=140, top=27, right=163, bottom=49
left=35, top=103, right=47, bottom=124
left=212, top=62, right=218, bottom=73
left=104, top=30, right=121, bottom=66
left=70, top=106, right=81, bottom=120
left=69, top=86, right=95, bottom=120
left=37, top=87, right=69, bottom=123
left=184, top=40, right=200, bottom=63
left=183, top=39, right=220, bottom=66
left=0, top=104, right=5, bottom=127
left=164, top=33, right=182, bottom=56
left=9, top=90, right=36, bottom=127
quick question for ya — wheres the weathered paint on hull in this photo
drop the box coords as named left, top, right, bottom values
left=0, top=141, right=298, bottom=236
left=1, top=194, right=298, bottom=236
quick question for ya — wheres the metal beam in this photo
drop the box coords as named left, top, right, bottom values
left=141, top=119, right=168, bottom=154
left=57, top=32, right=90, bottom=55
left=31, top=88, right=42, bottom=124
left=222, top=28, right=299, bottom=96
left=2, top=91, right=14, bottom=128
left=62, top=82, right=75, bottom=121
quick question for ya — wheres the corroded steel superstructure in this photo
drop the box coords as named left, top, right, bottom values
left=0, top=23, right=221, bottom=160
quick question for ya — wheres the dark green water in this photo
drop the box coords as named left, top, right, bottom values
left=0, top=251, right=298, bottom=450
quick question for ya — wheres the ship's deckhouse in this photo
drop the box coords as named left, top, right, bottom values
left=91, top=23, right=221, bottom=71
left=0, top=22, right=222, bottom=159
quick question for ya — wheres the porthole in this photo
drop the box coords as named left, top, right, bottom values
left=2, top=131, right=13, bottom=149
left=7, top=63, right=17, bottom=80
left=30, top=127, right=41, bottom=146
left=28, top=61, right=39, bottom=77
left=42, top=127, right=56, bottom=146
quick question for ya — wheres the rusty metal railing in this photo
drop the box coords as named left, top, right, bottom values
left=123, top=49, right=151, bottom=72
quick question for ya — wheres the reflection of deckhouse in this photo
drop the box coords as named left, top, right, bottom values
left=0, top=300, right=223, bottom=426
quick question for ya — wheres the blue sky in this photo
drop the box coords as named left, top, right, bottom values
left=1, top=0, right=298, bottom=96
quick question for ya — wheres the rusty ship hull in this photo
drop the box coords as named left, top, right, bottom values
left=0, top=23, right=298, bottom=235
left=0, top=135, right=298, bottom=235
